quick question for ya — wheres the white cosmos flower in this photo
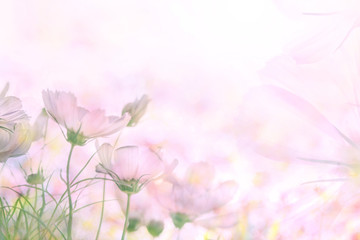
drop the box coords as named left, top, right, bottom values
left=0, top=83, right=27, bottom=130
left=0, top=97, right=28, bottom=127
left=0, top=120, right=32, bottom=163
left=42, top=90, right=130, bottom=145
left=0, top=83, right=31, bottom=162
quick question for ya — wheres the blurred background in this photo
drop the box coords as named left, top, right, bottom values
left=1, top=0, right=356, bottom=239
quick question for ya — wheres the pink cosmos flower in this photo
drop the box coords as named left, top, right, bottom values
left=157, top=162, right=238, bottom=229
left=239, top=84, right=360, bottom=237
left=96, top=143, right=175, bottom=194
left=42, top=90, right=130, bottom=145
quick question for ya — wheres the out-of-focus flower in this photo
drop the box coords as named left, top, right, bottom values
left=0, top=83, right=27, bottom=130
left=158, top=162, right=238, bottom=229
left=115, top=182, right=166, bottom=237
left=96, top=143, right=174, bottom=194
left=122, top=95, right=150, bottom=127
left=0, top=97, right=27, bottom=128
left=0, top=83, right=32, bottom=163
left=42, top=90, right=130, bottom=145
left=0, top=108, right=49, bottom=164
left=0, top=121, right=32, bottom=163
left=239, top=84, right=360, bottom=237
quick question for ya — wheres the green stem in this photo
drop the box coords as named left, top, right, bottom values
left=66, top=144, right=75, bottom=240
left=34, top=185, right=41, bottom=237
left=95, top=176, right=106, bottom=240
left=39, top=183, right=46, bottom=217
left=121, top=194, right=131, bottom=240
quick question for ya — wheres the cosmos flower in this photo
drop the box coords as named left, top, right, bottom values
left=0, top=83, right=27, bottom=130
left=239, top=84, right=360, bottom=237
left=96, top=143, right=175, bottom=194
left=42, top=90, right=130, bottom=145
left=0, top=83, right=33, bottom=163
left=0, top=121, right=32, bottom=163
left=157, top=162, right=238, bottom=229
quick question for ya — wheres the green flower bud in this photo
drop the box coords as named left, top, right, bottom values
left=26, top=172, right=45, bottom=185
left=146, top=220, right=164, bottom=237
left=170, top=212, right=190, bottom=229
left=127, top=218, right=141, bottom=232
left=122, top=95, right=150, bottom=127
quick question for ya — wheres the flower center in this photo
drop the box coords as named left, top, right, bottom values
left=67, top=130, right=86, bottom=146
left=116, top=179, right=142, bottom=194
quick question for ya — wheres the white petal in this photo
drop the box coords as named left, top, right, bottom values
left=0, top=82, right=9, bottom=98
left=97, top=143, right=114, bottom=168
left=0, top=96, right=27, bottom=123
left=0, top=129, right=11, bottom=150
left=10, top=122, right=32, bottom=157
left=31, top=109, right=49, bottom=141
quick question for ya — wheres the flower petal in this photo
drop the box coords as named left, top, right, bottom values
left=113, top=146, right=140, bottom=180
left=136, top=148, right=165, bottom=181
left=97, top=143, right=114, bottom=169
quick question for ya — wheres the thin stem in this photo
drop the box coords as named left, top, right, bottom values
left=121, top=194, right=131, bottom=240
left=95, top=176, right=106, bottom=240
left=70, top=150, right=98, bottom=186
left=34, top=184, right=41, bottom=237
left=39, top=183, right=46, bottom=217
left=66, top=144, right=75, bottom=240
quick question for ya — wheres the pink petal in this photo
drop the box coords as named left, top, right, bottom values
left=113, top=146, right=140, bottom=180
left=251, top=85, right=356, bottom=148
left=42, top=90, right=80, bottom=131
left=136, top=148, right=164, bottom=180
left=206, top=180, right=238, bottom=212
left=185, top=162, right=215, bottom=187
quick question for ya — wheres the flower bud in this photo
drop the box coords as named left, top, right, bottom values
left=26, top=172, right=45, bottom=185
left=146, top=220, right=164, bottom=237
left=122, top=95, right=150, bottom=127
left=127, top=217, right=141, bottom=232
left=171, top=212, right=190, bottom=229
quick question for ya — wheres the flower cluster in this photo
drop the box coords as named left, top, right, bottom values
left=0, top=85, right=239, bottom=240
